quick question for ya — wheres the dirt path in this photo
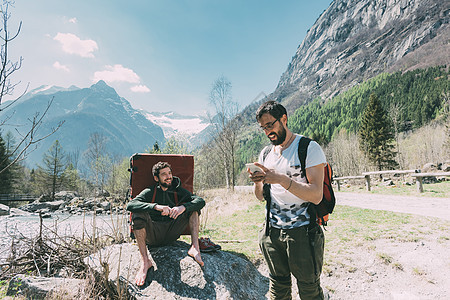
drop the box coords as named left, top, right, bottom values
left=335, top=192, right=450, bottom=220
left=320, top=192, right=450, bottom=300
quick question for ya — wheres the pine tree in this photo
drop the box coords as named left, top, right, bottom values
left=37, top=140, right=67, bottom=200
left=0, top=132, right=12, bottom=194
left=358, top=93, right=398, bottom=171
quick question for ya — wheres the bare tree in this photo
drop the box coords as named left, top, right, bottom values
left=0, top=1, right=63, bottom=174
left=84, top=132, right=111, bottom=193
left=208, top=76, right=240, bottom=190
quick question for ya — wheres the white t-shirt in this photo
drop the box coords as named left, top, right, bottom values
left=258, top=134, right=326, bottom=229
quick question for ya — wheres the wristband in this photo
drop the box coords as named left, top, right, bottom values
left=286, top=179, right=293, bottom=191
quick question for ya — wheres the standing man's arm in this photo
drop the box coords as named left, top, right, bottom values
left=253, top=163, right=324, bottom=205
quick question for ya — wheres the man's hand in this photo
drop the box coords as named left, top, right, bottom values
left=248, top=162, right=266, bottom=183
left=249, top=162, right=285, bottom=185
left=155, top=205, right=171, bottom=216
left=169, top=205, right=186, bottom=219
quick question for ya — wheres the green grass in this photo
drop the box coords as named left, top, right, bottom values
left=190, top=190, right=450, bottom=265
left=0, top=280, right=7, bottom=298
left=337, top=180, right=450, bottom=198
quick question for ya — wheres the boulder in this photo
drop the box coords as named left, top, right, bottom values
left=441, top=161, right=450, bottom=172
left=422, top=163, right=438, bottom=173
left=0, top=203, right=10, bottom=216
left=85, top=241, right=269, bottom=299
left=19, top=202, right=49, bottom=212
left=54, top=191, right=79, bottom=202
left=100, top=201, right=111, bottom=211
left=47, top=200, right=65, bottom=211
left=95, top=189, right=110, bottom=197
left=82, top=198, right=99, bottom=209
left=9, top=208, right=32, bottom=217
left=6, top=274, right=87, bottom=299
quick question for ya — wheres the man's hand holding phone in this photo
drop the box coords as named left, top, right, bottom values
left=247, top=162, right=267, bottom=183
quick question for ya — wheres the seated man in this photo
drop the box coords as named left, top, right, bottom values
left=126, top=161, right=206, bottom=286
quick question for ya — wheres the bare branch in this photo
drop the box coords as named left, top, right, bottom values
left=0, top=97, right=65, bottom=174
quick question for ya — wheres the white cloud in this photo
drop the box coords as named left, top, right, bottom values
left=54, top=32, right=98, bottom=58
left=93, top=64, right=140, bottom=83
left=68, top=17, right=77, bottom=24
left=131, top=85, right=151, bottom=93
left=53, top=61, right=70, bottom=72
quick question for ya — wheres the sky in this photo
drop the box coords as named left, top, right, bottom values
left=7, top=0, right=333, bottom=116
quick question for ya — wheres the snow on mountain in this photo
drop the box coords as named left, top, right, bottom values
left=141, top=111, right=210, bottom=138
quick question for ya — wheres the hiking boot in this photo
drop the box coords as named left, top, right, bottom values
left=199, top=237, right=216, bottom=253
left=203, top=237, right=221, bottom=251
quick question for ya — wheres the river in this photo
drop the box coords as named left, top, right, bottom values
left=0, top=211, right=130, bottom=264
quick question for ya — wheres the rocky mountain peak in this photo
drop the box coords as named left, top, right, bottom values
left=90, top=80, right=117, bottom=96
left=274, top=0, right=449, bottom=108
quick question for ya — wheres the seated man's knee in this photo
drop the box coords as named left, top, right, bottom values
left=132, top=212, right=151, bottom=231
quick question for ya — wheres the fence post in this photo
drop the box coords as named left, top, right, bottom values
left=365, top=175, right=371, bottom=191
left=416, top=176, right=424, bottom=193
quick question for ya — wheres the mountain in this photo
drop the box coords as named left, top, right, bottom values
left=0, top=81, right=165, bottom=168
left=271, top=0, right=449, bottom=110
left=141, top=111, right=210, bottom=138
left=140, top=111, right=216, bottom=150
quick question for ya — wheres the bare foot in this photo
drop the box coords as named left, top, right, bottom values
left=188, top=245, right=204, bottom=267
left=135, top=258, right=153, bottom=286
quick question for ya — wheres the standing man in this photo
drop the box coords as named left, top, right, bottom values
left=249, top=101, right=326, bottom=300
left=127, top=161, right=205, bottom=286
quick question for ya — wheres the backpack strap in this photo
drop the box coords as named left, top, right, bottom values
left=262, top=145, right=273, bottom=161
left=151, top=187, right=157, bottom=203
left=298, top=136, right=312, bottom=183
left=262, top=145, right=273, bottom=236
left=174, top=191, right=179, bottom=206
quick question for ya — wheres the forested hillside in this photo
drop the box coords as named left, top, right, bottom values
left=289, top=66, right=449, bottom=142
left=236, top=66, right=449, bottom=172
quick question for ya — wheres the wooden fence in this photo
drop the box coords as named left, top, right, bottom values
left=334, top=170, right=450, bottom=193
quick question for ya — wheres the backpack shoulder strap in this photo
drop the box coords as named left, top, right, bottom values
left=298, top=136, right=312, bottom=182
left=261, top=144, right=273, bottom=236
left=174, top=190, right=178, bottom=206
left=262, top=145, right=273, bottom=162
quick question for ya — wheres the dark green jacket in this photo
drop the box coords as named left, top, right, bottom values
left=126, top=176, right=205, bottom=222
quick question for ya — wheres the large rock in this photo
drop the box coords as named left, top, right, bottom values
left=6, top=274, right=87, bottom=299
left=19, top=200, right=65, bottom=212
left=46, top=200, right=65, bottom=211
left=0, top=203, right=10, bottom=216
left=54, top=191, right=79, bottom=202
left=85, top=241, right=269, bottom=299
left=100, top=201, right=112, bottom=211
left=19, top=201, right=49, bottom=212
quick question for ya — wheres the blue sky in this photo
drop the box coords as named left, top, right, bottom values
left=8, top=0, right=333, bottom=115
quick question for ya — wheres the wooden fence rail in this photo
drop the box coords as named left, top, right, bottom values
left=334, top=169, right=449, bottom=193
left=411, top=172, right=450, bottom=193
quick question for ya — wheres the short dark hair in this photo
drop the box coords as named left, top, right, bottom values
left=152, top=161, right=172, bottom=177
left=256, top=100, right=287, bottom=121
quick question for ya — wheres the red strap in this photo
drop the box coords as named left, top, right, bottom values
left=151, top=187, right=157, bottom=203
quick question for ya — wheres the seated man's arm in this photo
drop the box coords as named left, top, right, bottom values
left=126, top=188, right=158, bottom=212
left=178, top=189, right=205, bottom=212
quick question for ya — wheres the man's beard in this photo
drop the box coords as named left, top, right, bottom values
left=159, top=179, right=172, bottom=188
left=269, top=126, right=287, bottom=146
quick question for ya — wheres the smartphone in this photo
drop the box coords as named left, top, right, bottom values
left=246, top=163, right=263, bottom=173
